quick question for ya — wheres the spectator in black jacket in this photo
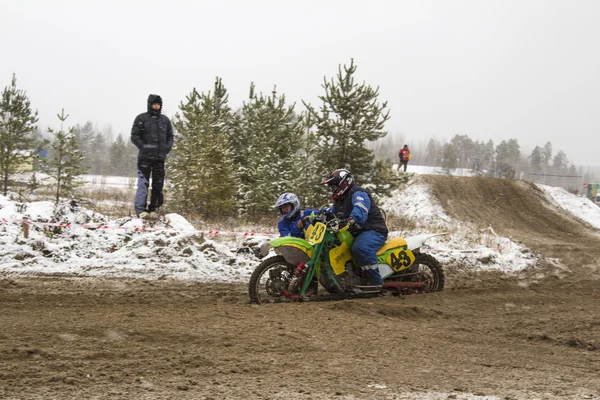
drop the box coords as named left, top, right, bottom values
left=131, top=94, right=174, bottom=218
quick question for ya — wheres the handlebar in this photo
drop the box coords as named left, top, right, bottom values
left=303, top=210, right=351, bottom=233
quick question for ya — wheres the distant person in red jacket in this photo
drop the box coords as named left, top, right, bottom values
left=398, top=145, right=411, bottom=172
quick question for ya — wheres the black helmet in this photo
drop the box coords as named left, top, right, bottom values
left=321, top=168, right=354, bottom=201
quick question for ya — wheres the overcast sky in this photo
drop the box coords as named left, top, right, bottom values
left=1, top=0, right=599, bottom=166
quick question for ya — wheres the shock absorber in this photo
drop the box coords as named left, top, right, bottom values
left=286, top=262, right=307, bottom=293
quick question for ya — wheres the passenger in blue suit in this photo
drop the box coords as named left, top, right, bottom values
left=275, top=193, right=317, bottom=239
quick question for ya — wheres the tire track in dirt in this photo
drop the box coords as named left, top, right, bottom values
left=0, top=278, right=599, bottom=399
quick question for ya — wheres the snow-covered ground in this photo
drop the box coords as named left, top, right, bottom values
left=0, top=196, right=262, bottom=281
left=538, top=184, right=600, bottom=229
left=1, top=176, right=599, bottom=281
left=79, top=174, right=136, bottom=189
left=393, top=164, right=477, bottom=176
left=13, top=172, right=138, bottom=191
left=380, top=179, right=540, bottom=274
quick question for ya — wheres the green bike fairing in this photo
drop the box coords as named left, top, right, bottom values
left=270, top=236, right=314, bottom=251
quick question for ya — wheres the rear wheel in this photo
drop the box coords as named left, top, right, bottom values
left=248, top=256, right=296, bottom=304
left=386, top=252, right=444, bottom=294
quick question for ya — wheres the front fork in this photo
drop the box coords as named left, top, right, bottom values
left=283, top=242, right=323, bottom=299
left=285, top=241, right=343, bottom=298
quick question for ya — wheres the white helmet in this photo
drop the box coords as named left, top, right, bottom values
left=274, top=193, right=300, bottom=220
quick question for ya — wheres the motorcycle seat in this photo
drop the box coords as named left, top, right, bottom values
left=376, top=237, right=408, bottom=256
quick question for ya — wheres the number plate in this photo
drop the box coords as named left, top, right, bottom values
left=386, top=249, right=415, bottom=272
left=308, top=222, right=326, bottom=244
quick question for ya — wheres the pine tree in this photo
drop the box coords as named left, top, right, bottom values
left=552, top=150, right=569, bottom=171
left=542, top=142, right=552, bottom=168
left=0, top=74, right=39, bottom=195
left=304, top=59, right=394, bottom=198
left=72, top=121, right=95, bottom=172
left=296, top=111, right=324, bottom=208
left=26, top=171, right=41, bottom=195
left=470, top=140, right=483, bottom=174
left=89, top=132, right=108, bottom=175
left=495, top=139, right=520, bottom=178
left=425, top=138, right=442, bottom=166
left=530, top=146, right=543, bottom=174
left=441, top=143, right=457, bottom=172
left=481, top=140, right=495, bottom=175
left=124, top=141, right=138, bottom=178
left=108, top=134, right=128, bottom=176
left=41, top=110, right=88, bottom=203
left=229, top=84, right=305, bottom=215
left=450, top=134, right=475, bottom=169
left=171, top=77, right=237, bottom=218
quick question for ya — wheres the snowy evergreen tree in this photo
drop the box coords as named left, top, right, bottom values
left=229, top=84, right=305, bottom=215
left=481, top=140, right=495, bottom=175
left=171, top=77, right=237, bottom=217
left=108, top=134, right=128, bottom=176
left=530, top=146, right=543, bottom=174
left=450, top=134, right=475, bottom=169
left=542, top=142, right=553, bottom=168
left=296, top=111, right=324, bottom=208
left=495, top=139, right=520, bottom=178
left=41, top=110, right=88, bottom=203
left=470, top=141, right=483, bottom=174
left=102, top=125, right=115, bottom=148
left=425, top=138, right=442, bottom=166
left=552, top=150, right=569, bottom=171
left=124, top=141, right=138, bottom=177
left=228, top=83, right=257, bottom=172
left=441, top=143, right=457, bottom=172
left=0, top=74, right=39, bottom=195
left=72, top=121, right=96, bottom=171
left=89, top=132, right=108, bottom=175
left=304, top=59, right=394, bottom=197
left=72, top=121, right=95, bottom=149
left=26, top=171, right=41, bottom=195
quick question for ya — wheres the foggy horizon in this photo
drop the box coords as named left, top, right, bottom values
left=2, top=0, right=599, bottom=167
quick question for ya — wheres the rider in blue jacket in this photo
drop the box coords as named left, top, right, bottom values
left=321, top=169, right=389, bottom=288
left=275, top=193, right=317, bottom=238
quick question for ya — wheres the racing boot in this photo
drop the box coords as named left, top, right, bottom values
left=355, top=267, right=383, bottom=293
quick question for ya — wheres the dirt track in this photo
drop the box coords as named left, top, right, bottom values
left=1, top=176, right=600, bottom=399
left=1, top=277, right=599, bottom=400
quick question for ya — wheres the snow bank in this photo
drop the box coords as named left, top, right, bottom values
left=538, top=184, right=600, bottom=230
left=0, top=196, right=264, bottom=282
left=3, top=176, right=597, bottom=281
left=392, top=164, right=476, bottom=177
left=380, top=178, right=539, bottom=274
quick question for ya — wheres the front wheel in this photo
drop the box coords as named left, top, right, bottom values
left=386, top=252, right=445, bottom=294
left=248, top=256, right=296, bottom=304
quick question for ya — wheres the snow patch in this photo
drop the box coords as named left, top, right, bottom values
left=0, top=195, right=264, bottom=282
left=393, top=164, right=476, bottom=177
left=381, top=180, right=451, bottom=229
left=2, top=175, right=596, bottom=281
left=538, top=184, right=600, bottom=230
left=380, top=178, right=539, bottom=274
